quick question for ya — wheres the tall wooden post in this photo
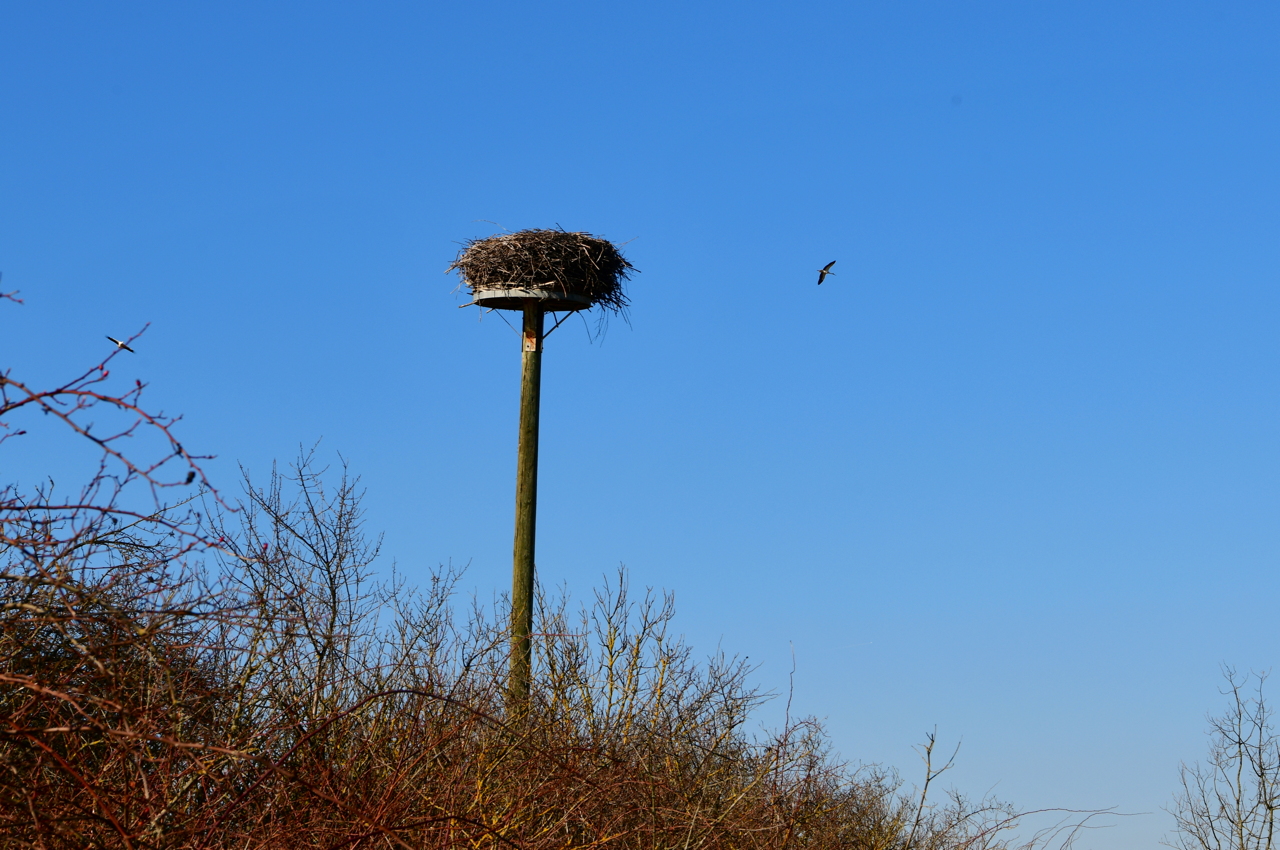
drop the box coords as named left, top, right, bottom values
left=508, top=303, right=543, bottom=707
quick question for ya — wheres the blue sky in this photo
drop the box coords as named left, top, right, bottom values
left=3, top=2, right=1278, bottom=846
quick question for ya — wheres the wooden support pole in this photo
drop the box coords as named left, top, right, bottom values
left=508, top=303, right=543, bottom=708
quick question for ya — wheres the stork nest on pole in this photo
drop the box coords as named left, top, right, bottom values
left=447, top=229, right=635, bottom=314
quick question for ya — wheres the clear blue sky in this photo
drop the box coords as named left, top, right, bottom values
left=3, top=3, right=1278, bottom=846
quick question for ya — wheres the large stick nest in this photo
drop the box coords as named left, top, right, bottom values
left=448, top=229, right=635, bottom=314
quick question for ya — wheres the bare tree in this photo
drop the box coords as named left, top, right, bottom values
left=1168, top=668, right=1280, bottom=850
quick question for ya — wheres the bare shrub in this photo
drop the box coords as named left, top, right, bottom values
left=0, top=306, right=1094, bottom=849
left=1168, top=668, right=1280, bottom=850
left=0, top=319, right=232, bottom=846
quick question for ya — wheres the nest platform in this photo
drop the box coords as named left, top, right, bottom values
left=449, top=229, right=635, bottom=313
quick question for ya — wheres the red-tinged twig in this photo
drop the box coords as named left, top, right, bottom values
left=222, top=688, right=510, bottom=815
left=8, top=725, right=137, bottom=849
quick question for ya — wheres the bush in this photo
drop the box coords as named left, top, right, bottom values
left=0, top=311, right=1085, bottom=849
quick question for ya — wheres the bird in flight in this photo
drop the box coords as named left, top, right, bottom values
left=816, top=261, right=837, bottom=285
left=106, top=336, right=135, bottom=353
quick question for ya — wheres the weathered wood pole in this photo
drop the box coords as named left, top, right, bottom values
left=508, top=303, right=543, bottom=707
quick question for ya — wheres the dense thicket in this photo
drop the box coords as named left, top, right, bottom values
left=0, top=309, right=1083, bottom=849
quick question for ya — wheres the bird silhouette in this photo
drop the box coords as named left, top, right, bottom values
left=816, top=261, right=836, bottom=285
left=106, top=336, right=135, bottom=353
